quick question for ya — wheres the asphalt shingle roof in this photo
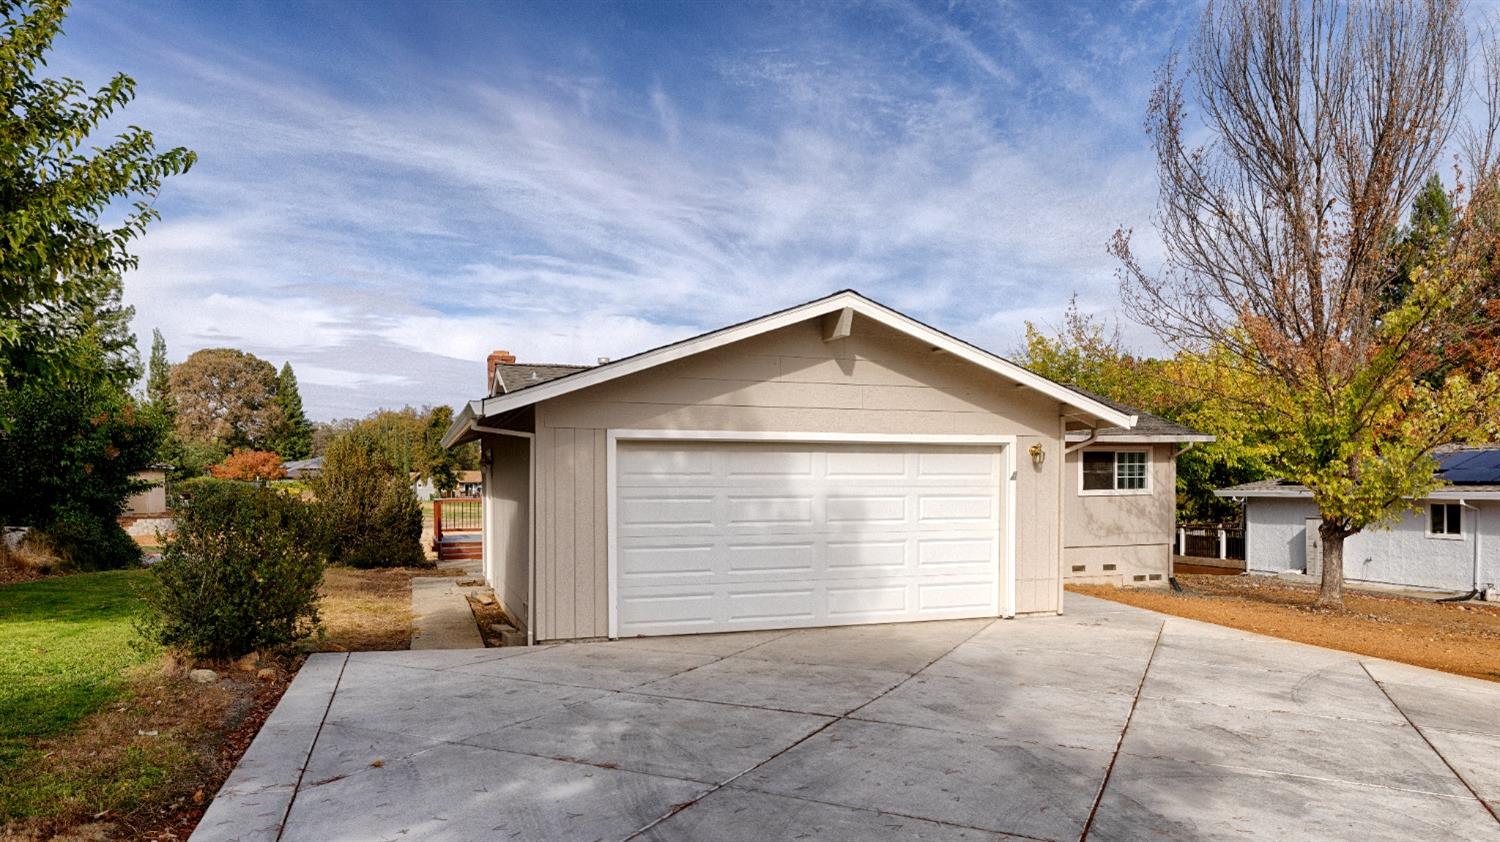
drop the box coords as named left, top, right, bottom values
left=1065, top=388, right=1211, bottom=440
left=495, top=363, right=591, bottom=395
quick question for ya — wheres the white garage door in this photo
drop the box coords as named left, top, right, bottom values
left=614, top=440, right=1004, bottom=637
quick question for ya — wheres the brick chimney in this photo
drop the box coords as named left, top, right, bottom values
left=486, top=349, right=516, bottom=393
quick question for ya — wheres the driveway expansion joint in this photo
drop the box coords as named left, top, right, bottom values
left=1360, top=661, right=1500, bottom=824
left=274, top=653, right=349, bottom=842
left=1078, top=619, right=1164, bottom=842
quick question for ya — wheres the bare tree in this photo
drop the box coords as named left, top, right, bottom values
left=1112, top=0, right=1500, bottom=607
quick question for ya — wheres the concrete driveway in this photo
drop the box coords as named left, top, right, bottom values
left=192, top=595, right=1500, bottom=841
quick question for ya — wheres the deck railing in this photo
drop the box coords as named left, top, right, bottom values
left=433, top=496, right=482, bottom=543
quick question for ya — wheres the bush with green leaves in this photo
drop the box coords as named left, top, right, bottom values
left=140, top=479, right=325, bottom=659
left=313, top=427, right=426, bottom=568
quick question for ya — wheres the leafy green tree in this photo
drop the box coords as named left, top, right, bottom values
left=168, top=348, right=282, bottom=451
left=338, top=406, right=476, bottom=494
left=1111, top=0, right=1500, bottom=607
left=0, top=342, right=167, bottom=569
left=312, top=425, right=425, bottom=569
left=1016, top=302, right=1270, bottom=523
left=268, top=362, right=313, bottom=459
left=0, top=0, right=194, bottom=385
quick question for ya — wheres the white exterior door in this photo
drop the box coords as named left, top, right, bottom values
left=613, top=440, right=1004, bottom=637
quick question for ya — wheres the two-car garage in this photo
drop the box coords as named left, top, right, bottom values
left=611, top=437, right=1012, bottom=637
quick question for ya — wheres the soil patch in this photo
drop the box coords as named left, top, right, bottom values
left=316, top=567, right=439, bottom=651
left=1070, top=574, right=1500, bottom=682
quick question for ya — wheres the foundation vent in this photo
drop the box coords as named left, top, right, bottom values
left=1132, top=574, right=1147, bottom=582
left=1148, top=574, right=1163, bottom=581
left=1103, top=564, right=1117, bottom=572
left=1071, top=565, right=1086, bottom=573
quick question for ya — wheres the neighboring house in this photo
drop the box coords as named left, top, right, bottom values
left=443, top=290, right=1207, bottom=644
left=456, top=469, right=483, bottom=497
left=282, top=457, right=324, bottom=479
left=1215, top=445, right=1500, bottom=594
left=123, top=465, right=170, bottom=517
left=411, top=474, right=437, bottom=501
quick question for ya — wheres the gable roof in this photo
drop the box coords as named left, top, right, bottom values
left=443, top=290, right=1138, bottom=447
left=1063, top=389, right=1213, bottom=444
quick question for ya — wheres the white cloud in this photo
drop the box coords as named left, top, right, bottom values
left=57, top=2, right=1182, bottom=419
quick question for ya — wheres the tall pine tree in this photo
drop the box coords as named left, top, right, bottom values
left=146, top=328, right=173, bottom=412
left=271, top=362, right=313, bottom=459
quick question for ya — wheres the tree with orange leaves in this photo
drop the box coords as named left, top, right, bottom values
left=208, top=449, right=287, bottom=482
left=1111, top=0, right=1500, bottom=608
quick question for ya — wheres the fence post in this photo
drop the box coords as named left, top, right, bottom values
left=1177, top=527, right=1185, bottom=555
left=1217, top=528, right=1227, bottom=560
left=433, top=499, right=444, bottom=545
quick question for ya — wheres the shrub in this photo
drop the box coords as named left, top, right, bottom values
left=37, top=506, right=141, bottom=571
left=313, top=428, right=426, bottom=568
left=139, top=479, right=325, bottom=659
left=208, top=448, right=287, bottom=481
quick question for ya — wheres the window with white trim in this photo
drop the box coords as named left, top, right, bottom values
left=1081, top=450, right=1149, bottom=493
left=1428, top=503, right=1462, bottom=537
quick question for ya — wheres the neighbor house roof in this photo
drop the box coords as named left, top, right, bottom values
left=443, top=290, right=1138, bottom=447
left=1216, top=445, right=1500, bottom=501
left=1063, top=389, right=1213, bottom=444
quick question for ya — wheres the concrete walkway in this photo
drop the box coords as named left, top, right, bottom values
left=192, top=595, right=1500, bottom=841
left=408, top=559, right=485, bottom=650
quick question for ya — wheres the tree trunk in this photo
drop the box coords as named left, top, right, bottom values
left=1315, top=521, right=1346, bottom=609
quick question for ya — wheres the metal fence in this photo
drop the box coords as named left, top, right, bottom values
left=1177, top=524, right=1245, bottom=560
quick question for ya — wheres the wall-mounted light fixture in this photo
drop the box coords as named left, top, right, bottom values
left=1028, top=442, right=1045, bottom=467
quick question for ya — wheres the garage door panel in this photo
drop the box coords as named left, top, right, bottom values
left=826, top=539, right=908, bottom=572
left=725, top=541, right=818, bottom=575
left=726, top=588, right=817, bottom=625
left=726, top=495, right=814, bottom=526
left=826, top=494, right=907, bottom=524
left=827, top=584, right=909, bottom=617
left=616, top=441, right=1003, bottom=636
left=618, top=494, right=716, bottom=528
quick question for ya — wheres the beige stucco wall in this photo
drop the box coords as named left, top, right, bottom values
left=528, top=316, right=1069, bottom=641
left=1062, top=443, right=1175, bottom=586
left=482, top=434, right=532, bottom=630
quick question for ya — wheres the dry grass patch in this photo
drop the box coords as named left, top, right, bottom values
left=1070, top=574, right=1500, bottom=682
left=316, top=567, right=444, bottom=651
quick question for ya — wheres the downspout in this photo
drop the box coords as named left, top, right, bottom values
left=1064, top=427, right=1100, bottom=455
left=1436, top=499, right=1482, bottom=603
left=1167, top=441, right=1200, bottom=593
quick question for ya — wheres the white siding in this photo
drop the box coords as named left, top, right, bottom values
left=1245, top=498, right=1499, bottom=591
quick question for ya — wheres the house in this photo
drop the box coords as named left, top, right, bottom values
left=456, top=469, right=483, bottom=497
left=281, top=457, right=324, bottom=479
left=1215, top=445, right=1500, bottom=594
left=442, top=290, right=1209, bottom=644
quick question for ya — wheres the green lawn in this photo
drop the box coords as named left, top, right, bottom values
left=0, top=570, right=156, bottom=769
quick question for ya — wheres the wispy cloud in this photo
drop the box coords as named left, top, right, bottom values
left=57, top=0, right=1191, bottom=419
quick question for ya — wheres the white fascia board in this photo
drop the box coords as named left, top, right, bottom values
left=1213, top=487, right=1310, bottom=499
left=439, top=401, right=481, bottom=449
left=466, top=291, right=1137, bottom=429
left=1066, top=433, right=1216, bottom=444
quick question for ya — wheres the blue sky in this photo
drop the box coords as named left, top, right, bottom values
left=54, top=0, right=1198, bottom=419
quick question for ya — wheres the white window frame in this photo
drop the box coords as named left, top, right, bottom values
left=1078, top=447, right=1152, bottom=497
left=1426, top=502, right=1463, bottom=539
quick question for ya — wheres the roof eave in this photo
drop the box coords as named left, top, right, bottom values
left=440, top=401, right=482, bottom=449
left=1067, top=433, right=1216, bottom=444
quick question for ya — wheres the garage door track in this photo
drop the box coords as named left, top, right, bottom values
left=192, top=595, right=1500, bottom=841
